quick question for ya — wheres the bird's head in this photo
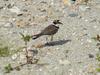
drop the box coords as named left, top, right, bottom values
left=53, top=20, right=63, bottom=25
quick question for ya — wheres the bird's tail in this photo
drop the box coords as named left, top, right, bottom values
left=32, top=33, right=42, bottom=39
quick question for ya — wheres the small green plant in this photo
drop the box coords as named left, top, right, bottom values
left=0, top=46, right=10, bottom=57
left=93, top=35, right=100, bottom=72
left=20, top=33, right=32, bottom=43
left=4, top=64, right=13, bottom=73
left=20, top=32, right=33, bottom=64
left=96, top=54, right=100, bottom=61
left=96, top=68, right=100, bottom=72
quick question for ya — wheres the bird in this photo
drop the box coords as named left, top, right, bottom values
left=32, top=20, right=63, bottom=42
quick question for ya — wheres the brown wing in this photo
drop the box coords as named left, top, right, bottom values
left=40, top=25, right=59, bottom=35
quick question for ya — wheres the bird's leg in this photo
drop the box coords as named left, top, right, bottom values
left=50, top=35, right=54, bottom=41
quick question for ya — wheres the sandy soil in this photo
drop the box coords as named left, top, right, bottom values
left=0, top=0, right=100, bottom=75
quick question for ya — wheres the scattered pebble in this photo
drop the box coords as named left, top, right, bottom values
left=0, top=0, right=99, bottom=75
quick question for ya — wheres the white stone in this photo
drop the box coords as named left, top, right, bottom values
left=56, top=47, right=60, bottom=50
left=11, top=54, right=18, bottom=60
left=9, top=6, right=22, bottom=14
left=93, top=25, right=97, bottom=28
left=39, top=68, right=42, bottom=71
left=87, top=39, right=92, bottom=43
left=51, top=0, right=54, bottom=5
left=85, top=19, right=88, bottom=22
left=72, top=32, right=76, bottom=36
left=4, top=22, right=13, bottom=28
left=59, top=59, right=71, bottom=65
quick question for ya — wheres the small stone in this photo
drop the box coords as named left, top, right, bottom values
left=9, top=6, right=22, bottom=14
left=72, top=32, right=76, bottom=36
left=22, top=0, right=26, bottom=1
left=68, top=13, right=78, bottom=17
left=85, top=19, right=88, bottom=22
left=56, top=47, right=60, bottom=50
left=87, top=39, right=92, bottom=43
left=88, top=54, right=94, bottom=58
left=17, top=13, right=23, bottom=16
left=93, top=25, right=97, bottom=28
left=7, top=4, right=14, bottom=8
left=59, top=59, right=71, bottom=65
left=51, top=0, right=54, bottom=5
left=4, top=22, right=13, bottom=28
left=39, top=68, right=42, bottom=71
left=11, top=54, right=18, bottom=60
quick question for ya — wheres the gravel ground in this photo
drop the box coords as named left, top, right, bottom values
left=0, top=0, right=100, bottom=75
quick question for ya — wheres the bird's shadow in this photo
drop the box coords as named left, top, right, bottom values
left=44, top=39, right=71, bottom=47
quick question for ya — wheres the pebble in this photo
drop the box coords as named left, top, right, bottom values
left=9, top=6, right=22, bottom=14
left=87, top=39, right=92, bottom=43
left=68, top=13, right=78, bottom=17
left=56, top=47, right=60, bottom=50
left=72, top=32, right=77, bottom=36
left=93, top=25, right=97, bottom=28
left=85, top=19, right=88, bottom=22
left=11, top=54, right=18, bottom=60
left=51, top=0, right=54, bottom=5
left=59, top=59, right=71, bottom=65
left=88, top=54, right=94, bottom=58
left=3, top=22, right=13, bottom=28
